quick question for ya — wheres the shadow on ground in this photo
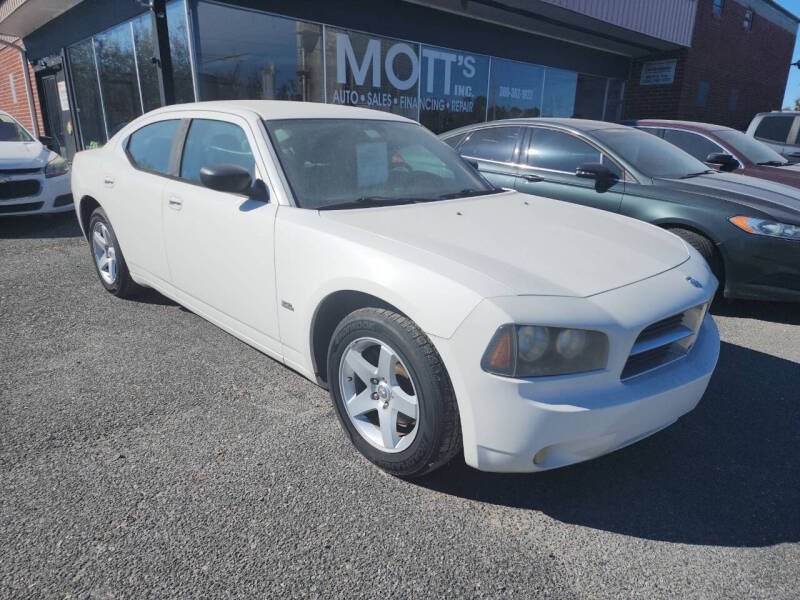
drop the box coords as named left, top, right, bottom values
left=418, top=341, right=800, bottom=547
left=0, top=213, right=82, bottom=239
left=712, top=300, right=800, bottom=326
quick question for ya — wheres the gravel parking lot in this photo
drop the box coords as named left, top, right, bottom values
left=1, top=213, right=798, bottom=599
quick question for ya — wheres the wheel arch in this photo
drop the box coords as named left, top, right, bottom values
left=77, top=195, right=101, bottom=240
left=654, top=219, right=728, bottom=290
left=309, top=289, right=406, bottom=387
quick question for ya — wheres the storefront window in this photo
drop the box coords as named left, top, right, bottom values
left=488, top=58, right=544, bottom=121
left=541, top=68, right=577, bottom=117
left=574, top=74, right=608, bottom=120
left=167, top=0, right=195, bottom=103
left=194, top=1, right=322, bottom=102
left=604, top=79, right=624, bottom=121
left=326, top=27, right=419, bottom=120
left=94, top=23, right=142, bottom=137
left=418, top=44, right=489, bottom=134
left=132, top=14, right=161, bottom=113
left=67, top=39, right=107, bottom=147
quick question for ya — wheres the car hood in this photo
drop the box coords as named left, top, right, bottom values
left=0, top=140, right=50, bottom=169
left=658, top=172, right=800, bottom=224
left=320, top=191, right=689, bottom=298
left=739, top=164, right=800, bottom=188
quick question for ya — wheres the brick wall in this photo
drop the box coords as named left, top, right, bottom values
left=0, top=43, right=43, bottom=134
left=624, top=0, right=796, bottom=130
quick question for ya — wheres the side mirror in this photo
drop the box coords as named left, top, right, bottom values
left=39, top=135, right=59, bottom=153
left=576, top=162, right=616, bottom=181
left=200, top=163, right=254, bottom=196
left=706, top=152, right=738, bottom=171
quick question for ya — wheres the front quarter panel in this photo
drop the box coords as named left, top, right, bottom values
left=274, top=206, right=502, bottom=378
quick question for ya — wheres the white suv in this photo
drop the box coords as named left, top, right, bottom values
left=745, top=111, right=800, bottom=163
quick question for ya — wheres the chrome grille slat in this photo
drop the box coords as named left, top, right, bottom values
left=629, top=325, right=694, bottom=356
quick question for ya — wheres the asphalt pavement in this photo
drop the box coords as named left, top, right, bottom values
left=1, top=213, right=798, bottom=599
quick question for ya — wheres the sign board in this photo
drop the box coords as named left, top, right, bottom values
left=639, top=59, right=676, bottom=86
left=57, top=81, right=70, bottom=111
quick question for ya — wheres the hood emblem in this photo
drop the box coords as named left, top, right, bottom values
left=686, top=276, right=703, bottom=289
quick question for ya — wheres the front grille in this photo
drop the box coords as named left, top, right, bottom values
left=0, top=201, right=44, bottom=213
left=621, top=303, right=707, bottom=380
left=0, top=167, right=42, bottom=175
left=0, top=179, right=40, bottom=199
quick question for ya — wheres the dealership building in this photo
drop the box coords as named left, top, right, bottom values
left=0, top=0, right=796, bottom=159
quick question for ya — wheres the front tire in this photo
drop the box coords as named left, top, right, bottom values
left=88, top=207, right=139, bottom=298
left=328, top=308, right=461, bottom=478
left=669, top=227, right=724, bottom=289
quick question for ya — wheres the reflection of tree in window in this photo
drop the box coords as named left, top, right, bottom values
left=67, top=39, right=107, bottom=147
left=95, top=23, right=142, bottom=137
left=166, top=0, right=195, bottom=103
left=195, top=1, right=323, bottom=103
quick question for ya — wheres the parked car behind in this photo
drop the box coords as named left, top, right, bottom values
left=0, top=110, right=72, bottom=216
left=442, top=118, right=800, bottom=302
left=634, top=119, right=800, bottom=188
left=745, top=111, right=800, bottom=163
left=71, top=101, right=719, bottom=477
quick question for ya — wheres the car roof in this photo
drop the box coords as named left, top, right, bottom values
left=634, top=119, right=738, bottom=133
left=487, top=117, right=622, bottom=131
left=146, top=100, right=416, bottom=123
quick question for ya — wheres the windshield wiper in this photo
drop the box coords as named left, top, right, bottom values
left=317, top=196, right=423, bottom=211
left=757, top=160, right=787, bottom=166
left=679, top=170, right=716, bottom=179
left=437, top=188, right=504, bottom=200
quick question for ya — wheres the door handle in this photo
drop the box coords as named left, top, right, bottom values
left=103, top=175, right=115, bottom=187
left=167, top=196, right=183, bottom=210
left=521, top=174, right=544, bottom=182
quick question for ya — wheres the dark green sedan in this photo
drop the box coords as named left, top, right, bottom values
left=441, top=119, right=800, bottom=302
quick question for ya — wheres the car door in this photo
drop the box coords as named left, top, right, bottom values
left=456, top=125, right=524, bottom=189
left=515, top=126, right=624, bottom=213
left=752, top=115, right=799, bottom=161
left=161, top=113, right=281, bottom=352
left=112, top=118, right=182, bottom=283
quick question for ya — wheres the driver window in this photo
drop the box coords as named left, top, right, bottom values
left=180, top=119, right=255, bottom=183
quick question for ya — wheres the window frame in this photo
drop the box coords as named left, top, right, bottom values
left=754, top=115, right=797, bottom=144
left=458, top=124, right=525, bottom=166
left=177, top=117, right=259, bottom=187
left=123, top=117, right=187, bottom=177
left=521, top=125, right=629, bottom=181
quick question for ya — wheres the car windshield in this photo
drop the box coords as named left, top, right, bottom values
left=714, top=129, right=788, bottom=165
left=0, top=114, right=33, bottom=142
left=264, top=118, right=498, bottom=210
left=593, top=127, right=712, bottom=179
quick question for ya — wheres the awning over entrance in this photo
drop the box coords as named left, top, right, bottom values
left=0, top=0, right=84, bottom=38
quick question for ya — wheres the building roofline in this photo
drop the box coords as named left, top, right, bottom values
left=764, top=0, right=800, bottom=24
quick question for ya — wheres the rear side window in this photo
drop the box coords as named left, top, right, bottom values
left=459, top=127, right=522, bottom=163
left=126, top=119, right=180, bottom=174
left=180, top=119, right=255, bottom=183
left=754, top=116, right=794, bottom=143
left=526, top=128, right=601, bottom=172
left=663, top=129, right=725, bottom=162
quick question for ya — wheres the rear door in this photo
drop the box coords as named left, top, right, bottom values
left=456, top=125, right=523, bottom=189
left=514, top=126, right=625, bottom=214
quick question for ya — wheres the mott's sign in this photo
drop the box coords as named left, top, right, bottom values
left=332, top=33, right=481, bottom=111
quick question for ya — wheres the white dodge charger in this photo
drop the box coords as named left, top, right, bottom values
left=71, top=101, right=720, bottom=477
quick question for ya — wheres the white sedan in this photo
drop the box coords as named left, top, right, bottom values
left=71, top=101, right=720, bottom=477
left=0, top=110, right=71, bottom=216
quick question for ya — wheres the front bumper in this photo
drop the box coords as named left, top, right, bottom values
left=433, top=256, right=720, bottom=473
left=0, top=172, right=72, bottom=216
left=720, top=231, right=800, bottom=301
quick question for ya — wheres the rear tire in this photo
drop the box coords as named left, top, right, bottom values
left=328, top=308, right=462, bottom=478
left=88, top=207, right=140, bottom=298
left=668, top=227, right=724, bottom=288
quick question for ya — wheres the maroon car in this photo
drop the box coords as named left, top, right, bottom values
left=633, top=119, right=800, bottom=188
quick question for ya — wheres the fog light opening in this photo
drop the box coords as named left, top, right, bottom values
left=533, top=446, right=551, bottom=465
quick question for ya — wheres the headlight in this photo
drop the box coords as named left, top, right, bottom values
left=45, top=155, right=69, bottom=178
left=481, top=324, right=608, bottom=378
left=730, top=216, right=800, bottom=240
